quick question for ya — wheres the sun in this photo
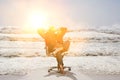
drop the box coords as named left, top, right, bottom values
left=30, top=13, right=46, bottom=28
left=25, top=11, right=49, bottom=33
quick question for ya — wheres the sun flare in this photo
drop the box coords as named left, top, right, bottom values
left=29, top=12, right=47, bottom=28
left=25, top=11, right=49, bottom=33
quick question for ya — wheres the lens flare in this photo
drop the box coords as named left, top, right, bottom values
left=25, top=11, right=49, bottom=33
left=29, top=12, right=47, bottom=28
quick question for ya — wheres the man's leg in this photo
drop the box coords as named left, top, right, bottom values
left=56, top=52, right=65, bottom=74
left=52, top=44, right=66, bottom=74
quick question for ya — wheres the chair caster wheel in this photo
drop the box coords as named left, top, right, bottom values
left=48, top=70, right=50, bottom=72
left=68, top=67, right=71, bottom=71
left=48, top=68, right=52, bottom=72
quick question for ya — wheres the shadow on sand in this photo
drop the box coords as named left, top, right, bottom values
left=44, top=71, right=77, bottom=80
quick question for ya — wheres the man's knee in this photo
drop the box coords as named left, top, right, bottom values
left=63, top=40, right=70, bottom=51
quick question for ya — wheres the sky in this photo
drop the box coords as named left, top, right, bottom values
left=0, top=0, right=120, bottom=28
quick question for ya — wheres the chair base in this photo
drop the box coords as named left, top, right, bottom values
left=48, top=66, right=71, bottom=73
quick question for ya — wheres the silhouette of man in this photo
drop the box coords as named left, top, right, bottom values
left=38, top=26, right=57, bottom=55
left=38, top=26, right=70, bottom=74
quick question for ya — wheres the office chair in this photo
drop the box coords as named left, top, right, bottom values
left=46, top=40, right=71, bottom=74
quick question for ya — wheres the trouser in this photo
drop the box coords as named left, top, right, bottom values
left=52, top=40, right=70, bottom=65
left=56, top=52, right=64, bottom=68
left=52, top=47, right=64, bottom=67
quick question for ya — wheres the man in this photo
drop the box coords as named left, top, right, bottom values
left=38, top=26, right=70, bottom=74
left=38, top=26, right=57, bottom=56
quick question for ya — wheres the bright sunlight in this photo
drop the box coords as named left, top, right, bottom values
left=25, top=11, right=49, bottom=33
left=28, top=11, right=47, bottom=28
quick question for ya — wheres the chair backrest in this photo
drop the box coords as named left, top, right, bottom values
left=38, top=27, right=70, bottom=56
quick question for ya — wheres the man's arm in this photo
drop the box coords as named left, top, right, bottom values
left=37, top=28, right=46, bottom=39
